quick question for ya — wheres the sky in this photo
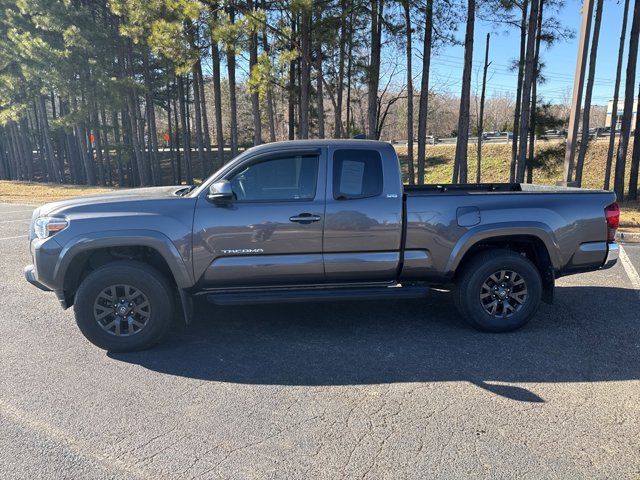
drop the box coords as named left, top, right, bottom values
left=424, top=0, right=638, bottom=105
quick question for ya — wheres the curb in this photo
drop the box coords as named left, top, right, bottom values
left=617, top=231, right=640, bottom=243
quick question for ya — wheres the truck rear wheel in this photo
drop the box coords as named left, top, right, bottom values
left=73, top=261, right=175, bottom=352
left=454, top=250, right=542, bottom=332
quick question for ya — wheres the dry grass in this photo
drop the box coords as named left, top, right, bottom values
left=0, top=181, right=112, bottom=204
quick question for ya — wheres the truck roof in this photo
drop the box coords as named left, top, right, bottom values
left=242, top=139, right=393, bottom=155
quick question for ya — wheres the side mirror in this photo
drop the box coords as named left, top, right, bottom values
left=207, top=180, right=233, bottom=202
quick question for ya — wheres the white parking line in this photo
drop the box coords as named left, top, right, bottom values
left=0, top=210, right=35, bottom=215
left=619, top=246, right=640, bottom=299
left=0, top=219, right=31, bottom=223
left=0, top=235, right=27, bottom=241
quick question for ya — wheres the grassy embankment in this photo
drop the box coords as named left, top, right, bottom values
left=395, top=140, right=639, bottom=232
left=0, top=139, right=638, bottom=230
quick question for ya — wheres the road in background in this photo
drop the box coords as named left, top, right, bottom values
left=1, top=202, right=639, bottom=479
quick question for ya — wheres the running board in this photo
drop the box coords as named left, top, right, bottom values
left=206, top=285, right=429, bottom=306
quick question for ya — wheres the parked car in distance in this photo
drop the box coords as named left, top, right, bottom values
left=25, top=140, right=620, bottom=351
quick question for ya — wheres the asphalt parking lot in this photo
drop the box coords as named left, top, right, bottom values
left=1, top=202, right=639, bottom=479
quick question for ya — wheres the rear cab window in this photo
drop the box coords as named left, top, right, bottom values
left=332, top=149, right=383, bottom=200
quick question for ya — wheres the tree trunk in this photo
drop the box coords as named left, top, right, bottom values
left=345, top=7, right=355, bottom=136
left=172, top=77, right=183, bottom=181
left=515, top=0, right=540, bottom=183
left=477, top=33, right=491, bottom=184
left=90, top=105, right=105, bottom=186
left=210, top=11, right=226, bottom=165
left=613, top=0, right=640, bottom=201
left=334, top=0, right=347, bottom=138
left=177, top=75, right=193, bottom=184
left=604, top=0, right=630, bottom=190
left=628, top=78, right=640, bottom=200
left=166, top=80, right=177, bottom=185
left=367, top=0, right=384, bottom=139
left=226, top=4, right=239, bottom=156
left=197, top=63, right=212, bottom=174
left=112, top=111, right=125, bottom=186
left=191, top=63, right=207, bottom=180
left=248, top=0, right=263, bottom=144
left=316, top=50, right=325, bottom=138
left=416, top=0, right=433, bottom=185
left=510, top=0, right=529, bottom=183
left=36, top=95, right=61, bottom=182
left=7, top=122, right=24, bottom=180
left=288, top=16, right=297, bottom=140
left=261, top=0, right=276, bottom=143
left=527, top=1, right=543, bottom=184
left=575, top=0, right=603, bottom=187
left=299, top=6, right=311, bottom=139
left=100, top=107, right=113, bottom=186
left=403, top=0, right=415, bottom=184
left=452, top=0, right=475, bottom=183
left=142, top=50, right=160, bottom=185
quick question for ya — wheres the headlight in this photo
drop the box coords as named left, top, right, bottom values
left=33, top=216, right=68, bottom=239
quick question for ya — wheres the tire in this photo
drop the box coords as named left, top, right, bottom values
left=453, top=249, right=542, bottom=332
left=73, top=261, right=175, bottom=352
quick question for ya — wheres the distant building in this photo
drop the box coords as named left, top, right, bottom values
left=606, top=96, right=638, bottom=129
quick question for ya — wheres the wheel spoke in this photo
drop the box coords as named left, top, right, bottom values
left=95, top=308, right=113, bottom=321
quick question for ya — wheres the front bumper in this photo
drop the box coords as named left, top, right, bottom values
left=602, top=242, right=619, bottom=269
left=24, top=264, right=51, bottom=291
left=25, top=236, right=68, bottom=307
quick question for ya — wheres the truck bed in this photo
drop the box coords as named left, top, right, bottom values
left=404, top=183, right=606, bottom=194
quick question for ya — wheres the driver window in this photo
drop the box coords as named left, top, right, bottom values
left=228, top=155, right=319, bottom=202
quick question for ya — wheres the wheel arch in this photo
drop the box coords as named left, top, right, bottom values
left=449, top=225, right=557, bottom=304
left=56, top=230, right=193, bottom=308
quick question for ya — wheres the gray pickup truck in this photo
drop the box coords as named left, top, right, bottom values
left=25, top=140, right=620, bottom=351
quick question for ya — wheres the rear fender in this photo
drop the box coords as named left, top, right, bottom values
left=445, top=222, right=562, bottom=276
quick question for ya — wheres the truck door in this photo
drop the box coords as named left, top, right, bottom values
left=192, top=149, right=326, bottom=287
left=323, top=146, right=403, bottom=282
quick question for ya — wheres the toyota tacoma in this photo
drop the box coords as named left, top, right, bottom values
left=25, top=140, right=620, bottom=351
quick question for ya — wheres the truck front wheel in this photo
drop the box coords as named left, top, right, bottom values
left=454, top=250, right=542, bottom=332
left=73, top=261, right=175, bottom=351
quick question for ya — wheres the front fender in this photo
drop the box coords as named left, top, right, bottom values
left=54, top=229, right=194, bottom=289
left=444, top=221, right=562, bottom=275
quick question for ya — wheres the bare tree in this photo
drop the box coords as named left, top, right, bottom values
left=613, top=0, right=640, bottom=201
left=403, top=0, right=415, bottom=184
left=477, top=32, right=491, bottom=184
left=575, top=0, right=603, bottom=187
left=604, top=0, right=630, bottom=190
left=629, top=78, right=640, bottom=200
left=452, top=0, right=476, bottom=183
left=516, top=0, right=540, bottom=183
left=510, top=0, right=529, bottom=183
left=367, top=0, right=384, bottom=139
left=210, top=8, right=225, bottom=166
left=226, top=3, right=239, bottom=156
left=416, top=0, right=434, bottom=185
left=526, top=0, right=543, bottom=184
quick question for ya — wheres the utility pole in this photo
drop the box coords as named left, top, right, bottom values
left=563, top=0, right=595, bottom=185
left=477, top=32, right=491, bottom=183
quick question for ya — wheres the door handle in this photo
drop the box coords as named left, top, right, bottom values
left=289, top=213, right=321, bottom=224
